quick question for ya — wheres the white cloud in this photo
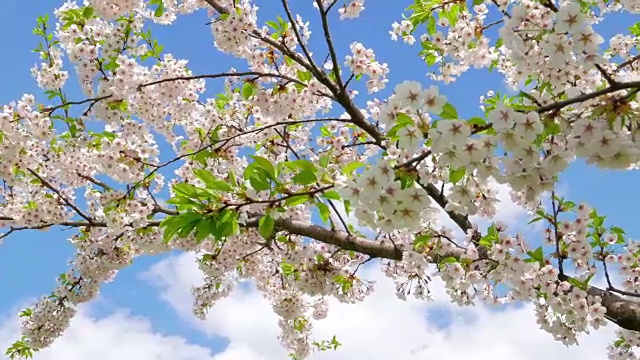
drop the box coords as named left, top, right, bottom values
left=143, top=253, right=619, bottom=360
left=0, top=302, right=224, bottom=360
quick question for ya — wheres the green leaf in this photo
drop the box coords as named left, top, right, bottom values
left=467, top=116, right=486, bottom=127
left=342, top=162, right=365, bottom=178
left=525, top=246, right=545, bottom=266
left=195, top=169, right=234, bottom=191
left=319, top=153, right=331, bottom=168
left=103, top=61, right=120, bottom=71
left=387, top=112, right=416, bottom=138
left=424, top=53, right=437, bottom=66
left=241, top=82, right=257, bottom=99
left=446, top=4, right=460, bottom=27
left=259, top=215, right=276, bottom=240
left=266, top=20, right=280, bottom=30
left=440, top=256, right=458, bottom=264
left=479, top=224, right=499, bottom=246
left=449, top=167, right=466, bottom=184
left=153, top=1, right=165, bottom=17
left=195, top=218, right=214, bottom=242
left=280, top=261, right=297, bottom=278
left=629, top=21, right=640, bottom=37
left=249, top=172, right=271, bottom=191
left=250, top=156, right=277, bottom=180
left=284, top=195, right=310, bottom=206
left=566, top=276, right=589, bottom=291
left=193, top=150, right=212, bottom=166
left=296, top=70, right=312, bottom=82
left=167, top=196, right=199, bottom=206
left=173, top=183, right=199, bottom=198
left=82, top=6, right=94, bottom=19
left=396, top=112, right=415, bottom=127
left=427, top=16, right=436, bottom=35
left=292, top=168, right=317, bottom=185
left=161, top=212, right=204, bottom=242
left=527, top=216, right=544, bottom=224
left=209, top=209, right=238, bottom=239
left=440, top=103, right=458, bottom=119
left=284, top=159, right=315, bottom=170
left=316, top=202, right=331, bottom=224
left=244, top=162, right=273, bottom=191
left=177, top=218, right=200, bottom=238
left=413, top=234, right=432, bottom=251
left=193, top=169, right=216, bottom=186
left=321, top=190, right=341, bottom=200
left=610, top=226, right=626, bottom=235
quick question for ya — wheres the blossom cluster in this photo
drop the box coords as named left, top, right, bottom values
left=344, top=42, right=390, bottom=93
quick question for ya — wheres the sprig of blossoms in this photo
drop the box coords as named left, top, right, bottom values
left=2, top=0, right=640, bottom=359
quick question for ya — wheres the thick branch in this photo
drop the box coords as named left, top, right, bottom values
left=255, top=216, right=640, bottom=333
left=198, top=0, right=640, bottom=335
left=201, top=0, right=230, bottom=14
left=245, top=217, right=403, bottom=259
left=558, top=274, right=640, bottom=332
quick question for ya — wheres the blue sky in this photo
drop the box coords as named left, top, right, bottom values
left=0, top=1, right=639, bottom=359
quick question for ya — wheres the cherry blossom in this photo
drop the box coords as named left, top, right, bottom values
left=1, top=0, right=640, bottom=359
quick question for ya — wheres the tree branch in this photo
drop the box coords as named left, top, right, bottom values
left=536, top=81, right=640, bottom=114
left=281, top=0, right=323, bottom=78
left=314, top=0, right=346, bottom=92
left=27, top=169, right=94, bottom=223
left=194, top=0, right=640, bottom=335
left=245, top=217, right=403, bottom=259
left=250, top=216, right=640, bottom=333
left=617, top=54, right=640, bottom=70
left=201, top=0, right=230, bottom=14
left=137, top=71, right=305, bottom=89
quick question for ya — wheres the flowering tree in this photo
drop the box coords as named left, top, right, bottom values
left=2, top=0, right=640, bottom=358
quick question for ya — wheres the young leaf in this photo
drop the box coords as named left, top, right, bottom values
left=316, top=202, right=331, bottom=224
left=195, top=169, right=234, bottom=191
left=440, top=103, right=458, bottom=119
left=259, top=215, right=276, bottom=240
left=321, top=190, right=341, bottom=201
left=292, top=168, right=317, bottom=185
left=449, top=167, right=466, bottom=184
left=250, top=156, right=278, bottom=180
left=342, top=162, right=365, bottom=178
left=284, top=195, right=310, bottom=207
left=172, top=183, right=199, bottom=198
left=241, top=82, right=257, bottom=99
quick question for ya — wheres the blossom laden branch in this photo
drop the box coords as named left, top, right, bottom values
left=536, top=81, right=640, bottom=113
left=137, top=71, right=307, bottom=90
left=4, top=0, right=640, bottom=358
left=27, top=169, right=94, bottom=224
left=241, top=214, right=640, bottom=333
